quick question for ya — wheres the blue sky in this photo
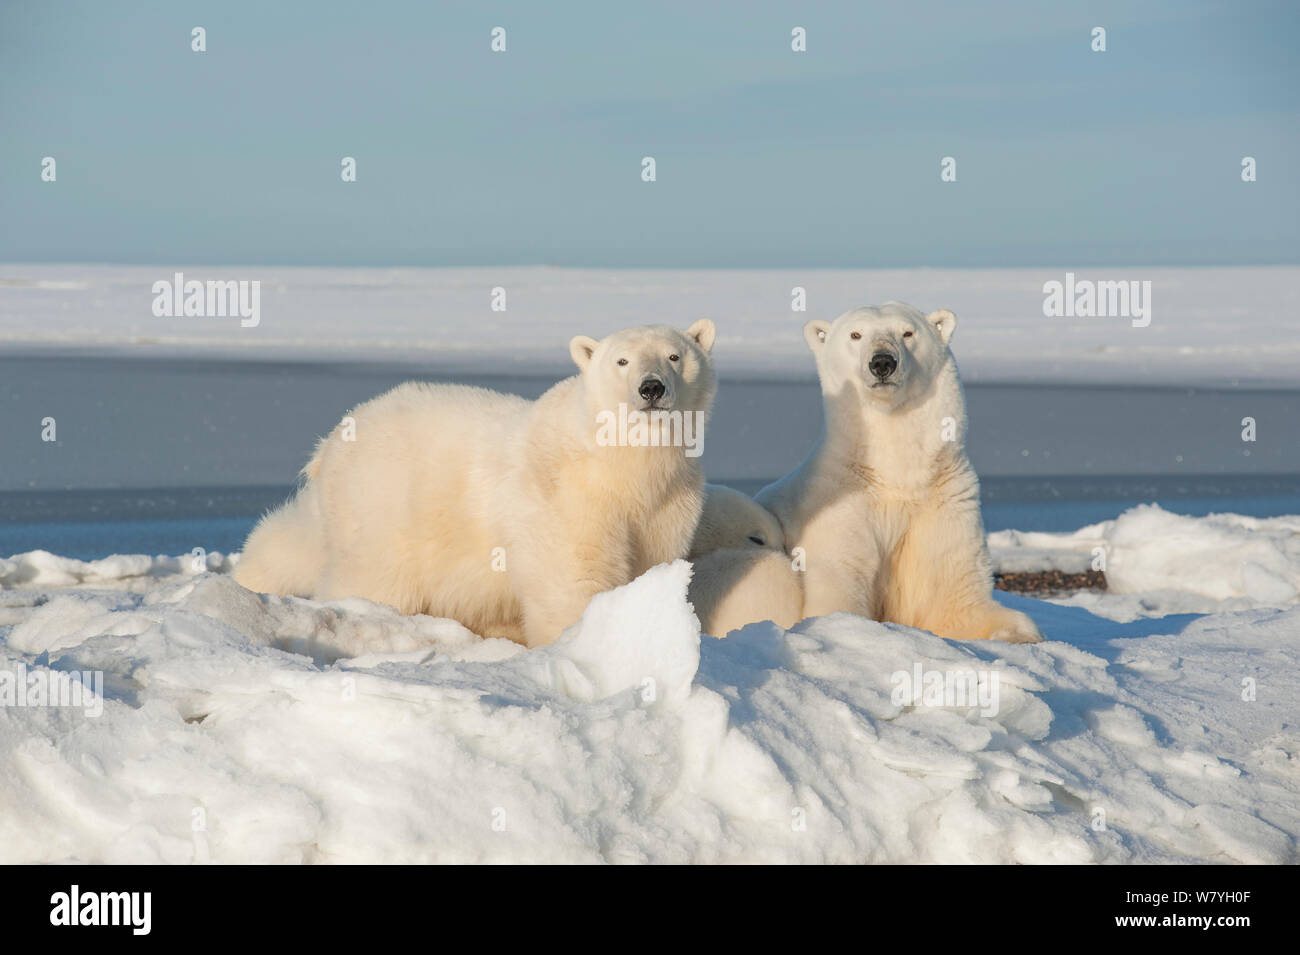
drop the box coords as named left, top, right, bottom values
left=3, top=0, right=1297, bottom=267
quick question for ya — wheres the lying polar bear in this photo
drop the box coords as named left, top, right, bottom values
left=234, top=320, right=717, bottom=647
left=754, top=302, right=1043, bottom=643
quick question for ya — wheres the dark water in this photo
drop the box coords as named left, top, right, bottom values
left=0, top=485, right=291, bottom=559
left=3, top=353, right=1299, bottom=489
left=1, top=353, right=1297, bottom=559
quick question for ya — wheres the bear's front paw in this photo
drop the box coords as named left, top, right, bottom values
left=988, top=610, right=1044, bottom=644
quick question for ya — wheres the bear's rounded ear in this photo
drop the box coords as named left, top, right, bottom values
left=927, top=309, right=957, bottom=345
left=803, top=319, right=832, bottom=351
left=686, top=318, right=716, bottom=354
left=569, top=335, right=600, bottom=370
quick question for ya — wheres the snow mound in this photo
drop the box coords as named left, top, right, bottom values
left=990, top=504, right=1300, bottom=617
left=2, top=550, right=1297, bottom=864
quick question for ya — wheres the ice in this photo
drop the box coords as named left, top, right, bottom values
left=2, top=264, right=1298, bottom=385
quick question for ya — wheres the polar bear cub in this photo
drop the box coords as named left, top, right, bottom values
left=690, top=483, right=785, bottom=555
left=756, top=302, right=1042, bottom=643
left=234, top=320, right=717, bottom=648
left=686, top=485, right=803, bottom=637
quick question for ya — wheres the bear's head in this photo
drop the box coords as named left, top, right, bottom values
left=569, top=319, right=717, bottom=420
left=690, top=484, right=785, bottom=557
left=803, top=302, right=957, bottom=409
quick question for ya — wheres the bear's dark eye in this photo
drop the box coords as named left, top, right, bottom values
left=617, top=358, right=628, bottom=366
left=668, top=354, right=680, bottom=362
left=747, top=535, right=765, bottom=545
left=903, top=331, right=914, bottom=339
left=850, top=332, right=861, bottom=340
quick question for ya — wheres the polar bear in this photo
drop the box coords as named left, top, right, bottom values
left=686, top=485, right=803, bottom=636
left=234, top=320, right=718, bottom=648
left=756, top=302, right=1043, bottom=644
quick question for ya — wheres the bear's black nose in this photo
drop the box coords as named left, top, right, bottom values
left=639, top=378, right=666, bottom=402
left=869, top=352, right=898, bottom=380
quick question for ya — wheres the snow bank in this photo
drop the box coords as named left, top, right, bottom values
left=2, top=540, right=1297, bottom=863
left=990, top=504, right=1300, bottom=619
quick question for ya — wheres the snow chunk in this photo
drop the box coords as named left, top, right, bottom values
left=551, top=560, right=700, bottom=707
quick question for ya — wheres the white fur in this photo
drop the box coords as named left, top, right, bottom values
left=234, top=321, right=718, bottom=648
left=686, top=485, right=803, bottom=636
left=756, top=302, right=1043, bottom=643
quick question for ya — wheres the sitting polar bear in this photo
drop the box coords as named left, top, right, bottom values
left=234, top=320, right=717, bottom=648
left=753, top=302, right=1042, bottom=644
left=687, top=484, right=802, bottom=637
